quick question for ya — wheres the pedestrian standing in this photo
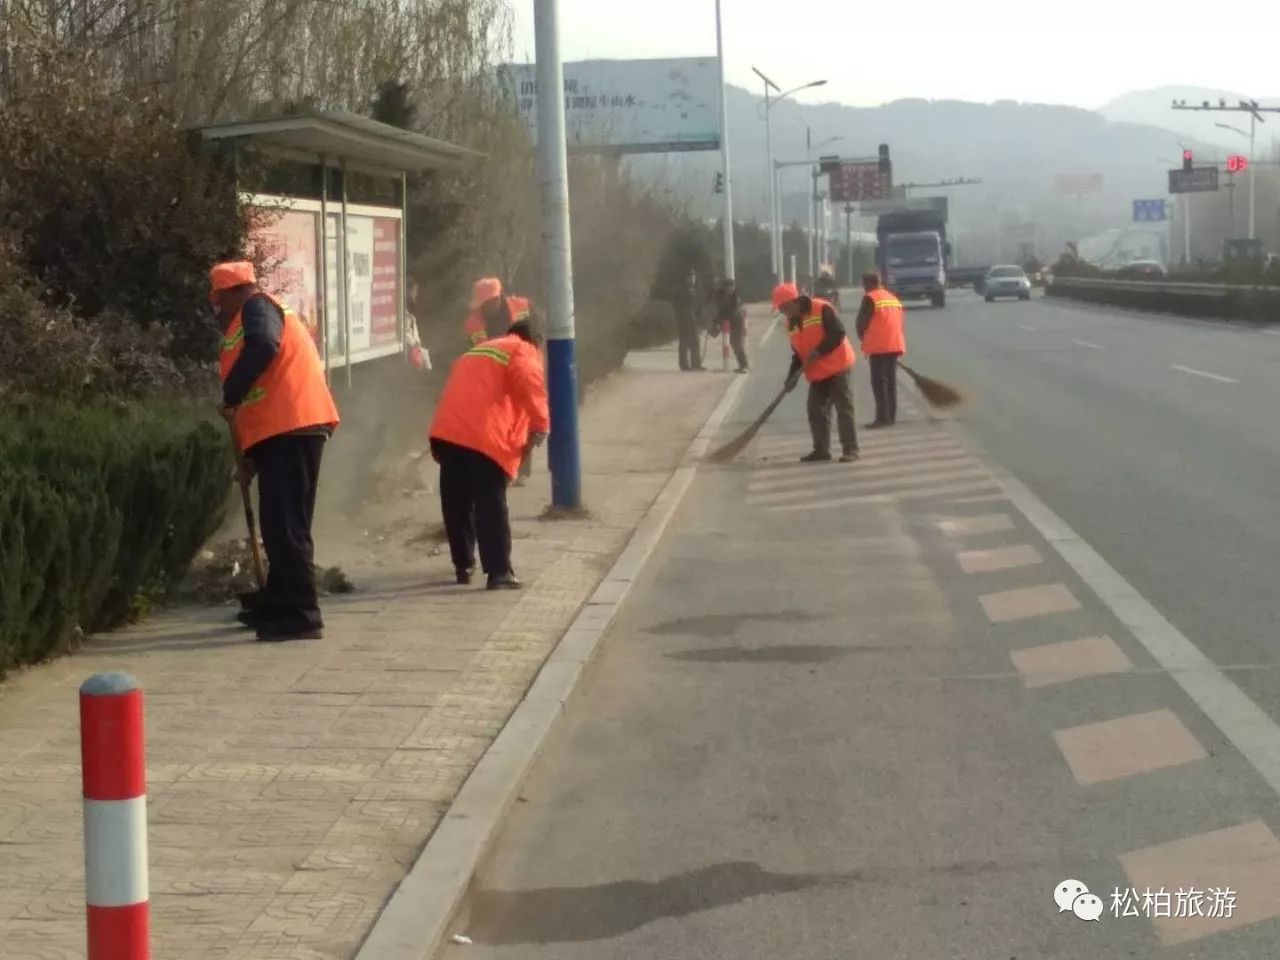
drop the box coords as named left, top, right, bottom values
left=854, top=272, right=906, bottom=428
left=773, top=282, right=859, bottom=463
left=429, top=320, right=550, bottom=590
left=712, top=278, right=749, bottom=372
left=213, top=261, right=340, bottom=642
left=674, top=269, right=704, bottom=371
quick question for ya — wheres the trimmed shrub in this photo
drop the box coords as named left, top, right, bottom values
left=0, top=402, right=231, bottom=675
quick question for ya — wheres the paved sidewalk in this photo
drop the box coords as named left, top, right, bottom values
left=0, top=330, right=760, bottom=959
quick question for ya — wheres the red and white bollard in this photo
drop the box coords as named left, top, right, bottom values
left=80, top=672, right=149, bottom=960
left=721, top=319, right=731, bottom=371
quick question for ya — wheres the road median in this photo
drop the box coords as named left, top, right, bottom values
left=1047, top=276, right=1280, bottom=324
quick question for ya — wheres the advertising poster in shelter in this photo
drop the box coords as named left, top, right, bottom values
left=251, top=208, right=320, bottom=344
left=371, top=218, right=401, bottom=347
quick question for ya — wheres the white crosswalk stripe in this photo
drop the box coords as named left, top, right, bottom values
left=744, top=414, right=1000, bottom=513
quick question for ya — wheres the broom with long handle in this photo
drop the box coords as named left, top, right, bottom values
left=898, top=361, right=964, bottom=409
left=707, top=384, right=791, bottom=463
left=227, top=422, right=267, bottom=591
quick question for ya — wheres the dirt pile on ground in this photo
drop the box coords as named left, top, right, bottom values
left=176, top=538, right=356, bottom=606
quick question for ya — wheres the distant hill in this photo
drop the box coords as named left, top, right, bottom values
left=1098, top=86, right=1280, bottom=151
left=642, top=86, right=1224, bottom=264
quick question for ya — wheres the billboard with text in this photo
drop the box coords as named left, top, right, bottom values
left=503, top=57, right=720, bottom=154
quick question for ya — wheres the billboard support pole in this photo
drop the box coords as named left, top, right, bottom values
left=715, top=0, right=735, bottom=281
left=534, top=0, right=582, bottom=510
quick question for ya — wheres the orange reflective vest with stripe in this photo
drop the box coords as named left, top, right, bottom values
left=429, top=333, right=551, bottom=478
left=788, top=297, right=856, bottom=383
left=861, top=288, right=907, bottom=355
left=464, top=295, right=532, bottom=346
left=219, top=293, right=340, bottom=452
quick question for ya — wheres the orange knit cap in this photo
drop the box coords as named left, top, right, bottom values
left=209, top=260, right=257, bottom=293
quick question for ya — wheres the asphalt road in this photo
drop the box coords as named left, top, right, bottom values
left=438, top=296, right=1280, bottom=959
left=903, top=290, right=1280, bottom=714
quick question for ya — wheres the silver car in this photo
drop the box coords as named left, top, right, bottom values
left=983, top=265, right=1032, bottom=302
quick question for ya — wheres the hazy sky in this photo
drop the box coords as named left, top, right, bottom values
left=509, top=1, right=1280, bottom=109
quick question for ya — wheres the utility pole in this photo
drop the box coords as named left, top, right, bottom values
left=534, top=0, right=580, bottom=509
left=845, top=203, right=854, bottom=285
left=753, top=68, right=827, bottom=285
left=806, top=126, right=815, bottom=285
left=1174, top=98, right=1280, bottom=242
left=714, top=0, right=735, bottom=280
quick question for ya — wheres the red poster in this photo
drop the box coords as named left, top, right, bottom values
left=371, top=218, right=401, bottom=346
left=252, top=209, right=321, bottom=345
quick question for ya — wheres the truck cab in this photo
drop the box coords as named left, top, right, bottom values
left=882, top=231, right=947, bottom=307
left=875, top=204, right=949, bottom=308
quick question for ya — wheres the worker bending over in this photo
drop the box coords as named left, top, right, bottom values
left=854, top=272, right=906, bottom=428
left=464, top=277, right=538, bottom=483
left=214, top=260, right=340, bottom=642
left=429, top=319, right=550, bottom=590
left=774, top=282, right=859, bottom=463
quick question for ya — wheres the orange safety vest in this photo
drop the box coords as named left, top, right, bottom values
left=788, top=297, right=856, bottom=383
left=429, top=333, right=551, bottom=478
left=861, top=288, right=906, bottom=355
left=219, top=292, right=340, bottom=452
left=464, top=295, right=532, bottom=346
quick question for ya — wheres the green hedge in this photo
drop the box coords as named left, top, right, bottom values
left=0, top=402, right=232, bottom=675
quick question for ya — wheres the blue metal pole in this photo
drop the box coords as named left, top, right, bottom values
left=534, top=0, right=581, bottom=509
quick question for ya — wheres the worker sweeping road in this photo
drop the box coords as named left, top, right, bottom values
left=429, top=319, right=549, bottom=590
left=213, top=260, right=340, bottom=642
left=854, top=271, right=907, bottom=428
left=464, top=277, right=538, bottom=484
left=774, top=282, right=859, bottom=463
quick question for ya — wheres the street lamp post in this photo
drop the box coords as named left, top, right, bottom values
left=533, top=0, right=580, bottom=508
left=752, top=68, right=826, bottom=283
left=714, top=0, right=734, bottom=281
left=803, top=127, right=842, bottom=286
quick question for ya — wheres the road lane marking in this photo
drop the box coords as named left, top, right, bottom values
left=1016, top=323, right=1037, bottom=332
left=1260, top=327, right=1280, bottom=336
left=979, top=583, right=1080, bottom=623
left=965, top=436, right=1280, bottom=809
left=1171, top=364, right=1238, bottom=383
left=1073, top=339, right=1105, bottom=350
left=1054, top=709, right=1207, bottom=786
left=1010, top=635, right=1134, bottom=688
left=909, top=374, right=1280, bottom=809
left=956, top=544, right=1043, bottom=574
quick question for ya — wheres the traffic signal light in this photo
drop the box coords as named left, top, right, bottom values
left=1182, top=150, right=1193, bottom=172
left=1227, top=155, right=1248, bottom=173
left=712, top=171, right=724, bottom=194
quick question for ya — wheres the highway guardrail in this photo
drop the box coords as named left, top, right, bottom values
left=1047, top=277, right=1280, bottom=323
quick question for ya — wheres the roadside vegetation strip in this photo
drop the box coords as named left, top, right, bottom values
left=1048, top=277, right=1280, bottom=325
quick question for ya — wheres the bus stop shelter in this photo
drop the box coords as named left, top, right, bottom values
left=195, top=111, right=482, bottom=385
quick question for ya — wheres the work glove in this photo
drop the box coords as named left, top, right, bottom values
left=784, top=370, right=801, bottom=393
left=804, top=349, right=821, bottom=367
